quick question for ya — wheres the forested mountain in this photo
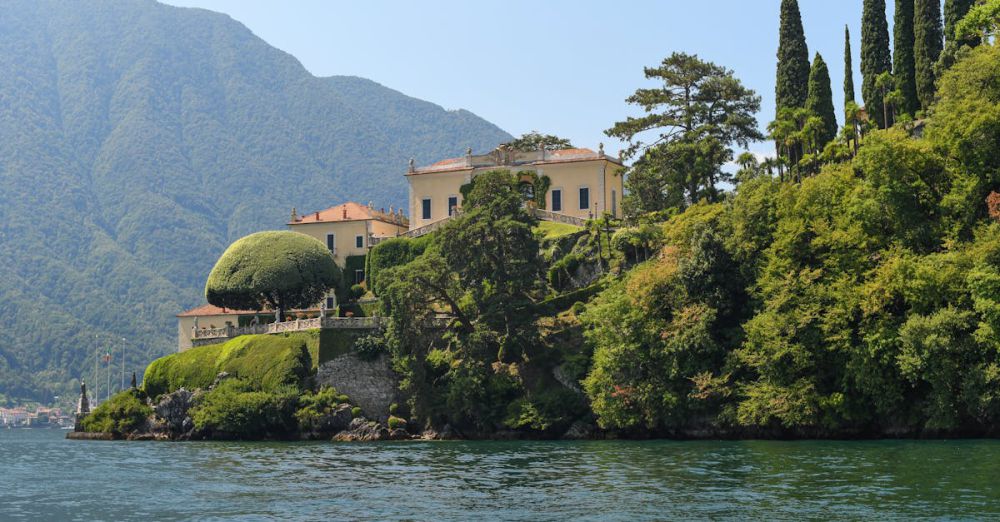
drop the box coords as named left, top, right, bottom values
left=0, top=0, right=510, bottom=403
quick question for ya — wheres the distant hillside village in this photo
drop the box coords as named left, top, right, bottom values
left=1, top=406, right=72, bottom=428
left=176, top=144, right=624, bottom=351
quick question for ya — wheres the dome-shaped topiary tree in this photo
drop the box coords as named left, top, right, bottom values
left=205, top=231, right=342, bottom=321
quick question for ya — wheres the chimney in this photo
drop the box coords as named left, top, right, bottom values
left=342, top=206, right=347, bottom=219
left=290, top=207, right=298, bottom=222
left=314, top=211, right=320, bottom=221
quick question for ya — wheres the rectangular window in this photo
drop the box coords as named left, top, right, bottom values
left=551, top=189, right=562, bottom=212
left=422, top=198, right=432, bottom=220
left=355, top=235, right=364, bottom=248
left=448, top=196, right=459, bottom=216
left=325, top=297, right=335, bottom=309
left=326, top=233, right=335, bottom=251
left=578, top=186, right=590, bottom=210
left=355, top=269, right=365, bottom=285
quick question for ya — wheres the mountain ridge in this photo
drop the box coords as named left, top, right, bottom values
left=0, top=0, right=511, bottom=403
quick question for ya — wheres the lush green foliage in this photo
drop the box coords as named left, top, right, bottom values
left=0, top=0, right=510, bottom=404
left=955, top=0, right=1000, bottom=41
left=205, top=231, right=342, bottom=318
left=894, top=0, right=920, bottom=117
left=945, top=0, right=977, bottom=42
left=190, top=379, right=298, bottom=439
left=805, top=53, right=838, bottom=149
left=607, top=53, right=762, bottom=215
left=143, top=333, right=313, bottom=398
left=844, top=26, right=857, bottom=104
left=775, top=0, right=811, bottom=114
left=294, top=386, right=351, bottom=432
left=502, top=131, right=574, bottom=152
left=79, top=389, right=152, bottom=435
left=862, top=0, right=893, bottom=128
left=365, top=235, right=432, bottom=296
left=581, top=45, right=1000, bottom=436
left=914, top=0, right=944, bottom=111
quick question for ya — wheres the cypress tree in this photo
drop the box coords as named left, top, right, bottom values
left=862, top=0, right=893, bottom=128
left=944, top=0, right=975, bottom=43
left=775, top=0, right=810, bottom=114
left=893, top=0, right=920, bottom=117
left=806, top=53, right=838, bottom=149
left=914, top=0, right=943, bottom=111
left=844, top=26, right=856, bottom=104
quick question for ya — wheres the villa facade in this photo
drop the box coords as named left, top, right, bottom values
left=406, top=146, right=624, bottom=230
left=287, top=201, right=409, bottom=281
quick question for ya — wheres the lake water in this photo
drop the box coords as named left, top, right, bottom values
left=1, top=429, right=999, bottom=521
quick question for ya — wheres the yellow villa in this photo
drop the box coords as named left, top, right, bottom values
left=406, top=145, right=624, bottom=230
left=287, top=201, right=409, bottom=282
left=177, top=202, right=407, bottom=351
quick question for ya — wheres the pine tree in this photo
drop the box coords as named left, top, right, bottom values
left=775, top=0, right=810, bottom=114
left=862, top=0, right=893, bottom=128
left=894, top=0, right=920, bottom=117
left=914, top=0, right=943, bottom=111
left=944, top=0, right=975, bottom=43
left=806, top=53, right=838, bottom=149
left=844, top=26, right=856, bottom=104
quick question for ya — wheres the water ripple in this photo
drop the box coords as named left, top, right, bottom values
left=1, top=431, right=999, bottom=520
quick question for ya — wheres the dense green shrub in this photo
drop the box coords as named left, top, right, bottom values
left=295, top=387, right=345, bottom=432
left=351, top=407, right=362, bottom=418
left=387, top=415, right=407, bottom=430
left=349, top=284, right=365, bottom=300
left=190, top=379, right=298, bottom=439
left=610, top=225, right=664, bottom=264
left=80, top=389, right=152, bottom=435
left=143, top=334, right=313, bottom=398
left=354, top=332, right=387, bottom=360
left=365, top=235, right=432, bottom=296
left=548, top=253, right=585, bottom=291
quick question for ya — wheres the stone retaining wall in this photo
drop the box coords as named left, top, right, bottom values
left=316, top=353, right=399, bottom=423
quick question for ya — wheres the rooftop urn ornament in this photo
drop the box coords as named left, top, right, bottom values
left=408, top=158, right=415, bottom=173
left=598, top=142, right=604, bottom=156
left=290, top=207, right=298, bottom=222
left=466, top=147, right=472, bottom=156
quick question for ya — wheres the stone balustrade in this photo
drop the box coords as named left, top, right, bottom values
left=191, top=315, right=452, bottom=345
left=532, top=208, right=588, bottom=227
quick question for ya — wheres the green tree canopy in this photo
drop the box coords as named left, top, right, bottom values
left=944, top=0, right=976, bottom=43
left=205, top=231, right=342, bottom=319
left=606, top=52, right=762, bottom=214
left=862, top=0, right=894, bottom=128
left=955, top=0, right=1000, bottom=42
left=806, top=53, right=839, bottom=149
left=776, top=0, right=811, bottom=113
left=915, top=0, right=945, bottom=111
left=502, top=131, right=574, bottom=152
left=894, top=0, right=921, bottom=117
left=845, top=26, right=857, bottom=104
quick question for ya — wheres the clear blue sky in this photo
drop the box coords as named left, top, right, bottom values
left=162, top=0, right=897, bottom=158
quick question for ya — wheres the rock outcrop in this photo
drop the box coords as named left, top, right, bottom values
left=149, top=388, right=199, bottom=440
left=330, top=417, right=411, bottom=441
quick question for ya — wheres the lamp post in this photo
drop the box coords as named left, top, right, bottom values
left=120, top=338, right=126, bottom=393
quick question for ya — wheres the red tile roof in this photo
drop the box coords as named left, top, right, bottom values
left=289, top=201, right=408, bottom=226
left=176, top=304, right=260, bottom=317
left=409, top=147, right=622, bottom=176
